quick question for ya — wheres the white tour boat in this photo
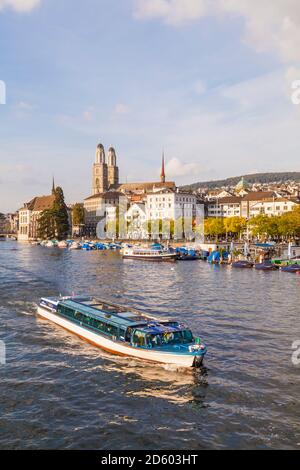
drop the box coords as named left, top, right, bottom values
left=122, top=245, right=177, bottom=262
left=37, top=296, right=207, bottom=368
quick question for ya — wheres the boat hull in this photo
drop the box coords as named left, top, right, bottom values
left=232, top=262, right=253, bottom=269
left=37, top=307, right=197, bottom=367
left=123, top=254, right=177, bottom=262
left=281, top=266, right=300, bottom=273
left=255, top=264, right=277, bottom=271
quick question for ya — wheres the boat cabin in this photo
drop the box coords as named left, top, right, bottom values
left=40, top=296, right=194, bottom=349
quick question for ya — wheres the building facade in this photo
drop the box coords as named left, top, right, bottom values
left=18, top=195, right=56, bottom=241
left=207, top=192, right=299, bottom=219
left=207, top=196, right=242, bottom=218
left=146, top=189, right=200, bottom=221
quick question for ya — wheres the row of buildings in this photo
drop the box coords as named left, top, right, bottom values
left=3, top=142, right=299, bottom=241
left=206, top=177, right=299, bottom=219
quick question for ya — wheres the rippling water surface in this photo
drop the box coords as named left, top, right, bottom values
left=0, top=240, right=300, bottom=449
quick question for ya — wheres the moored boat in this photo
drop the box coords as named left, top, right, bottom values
left=254, top=261, right=277, bottom=271
left=69, top=242, right=81, bottom=250
left=232, top=260, right=254, bottom=269
left=122, top=246, right=177, bottom=262
left=176, top=247, right=200, bottom=261
left=37, top=296, right=207, bottom=367
left=46, top=240, right=57, bottom=248
left=57, top=241, right=68, bottom=249
left=280, top=264, right=300, bottom=273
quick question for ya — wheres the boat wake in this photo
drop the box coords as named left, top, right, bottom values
left=8, top=300, right=37, bottom=316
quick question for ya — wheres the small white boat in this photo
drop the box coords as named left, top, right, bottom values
left=37, top=296, right=207, bottom=368
left=57, top=241, right=68, bottom=249
left=69, top=242, right=81, bottom=250
left=123, top=246, right=177, bottom=262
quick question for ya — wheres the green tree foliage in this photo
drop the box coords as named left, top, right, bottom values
left=72, top=203, right=84, bottom=226
left=52, top=187, right=69, bottom=240
left=38, top=209, right=56, bottom=240
left=0, top=213, right=10, bottom=233
left=224, top=217, right=247, bottom=238
left=204, top=218, right=225, bottom=240
left=248, top=207, right=300, bottom=240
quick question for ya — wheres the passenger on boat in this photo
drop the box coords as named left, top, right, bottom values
left=149, top=334, right=162, bottom=347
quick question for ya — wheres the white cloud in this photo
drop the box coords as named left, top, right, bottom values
left=0, top=0, right=40, bottom=12
left=17, top=101, right=34, bottom=110
left=165, top=157, right=203, bottom=178
left=134, top=0, right=208, bottom=25
left=134, top=0, right=300, bottom=62
left=286, top=67, right=300, bottom=106
left=114, top=103, right=131, bottom=115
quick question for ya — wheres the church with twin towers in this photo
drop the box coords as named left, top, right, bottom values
left=84, top=142, right=176, bottom=235
left=90, top=142, right=175, bottom=196
left=93, top=144, right=119, bottom=194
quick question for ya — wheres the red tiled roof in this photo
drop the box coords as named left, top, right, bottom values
left=20, top=195, right=55, bottom=212
left=217, top=196, right=242, bottom=204
left=32, top=195, right=55, bottom=211
left=242, top=191, right=275, bottom=201
left=84, top=191, right=126, bottom=201
left=117, top=181, right=175, bottom=192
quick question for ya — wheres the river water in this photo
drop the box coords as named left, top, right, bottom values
left=0, top=240, right=299, bottom=450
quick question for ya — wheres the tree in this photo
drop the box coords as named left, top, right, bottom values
left=0, top=213, right=10, bottom=234
left=204, top=218, right=225, bottom=241
left=52, top=187, right=69, bottom=240
left=38, top=209, right=56, bottom=239
left=224, top=217, right=247, bottom=239
left=248, top=215, right=271, bottom=240
left=277, top=206, right=300, bottom=239
left=72, top=203, right=84, bottom=226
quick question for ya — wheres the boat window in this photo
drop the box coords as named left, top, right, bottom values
left=132, top=331, right=146, bottom=347
left=119, top=328, right=126, bottom=341
left=147, top=334, right=163, bottom=347
left=58, top=304, right=120, bottom=338
left=125, top=327, right=133, bottom=342
left=181, top=329, right=194, bottom=343
left=161, top=331, right=184, bottom=345
left=147, top=330, right=194, bottom=347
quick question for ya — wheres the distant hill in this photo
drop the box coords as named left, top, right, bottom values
left=181, top=172, right=300, bottom=191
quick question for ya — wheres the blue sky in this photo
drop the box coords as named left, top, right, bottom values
left=0, top=0, right=300, bottom=212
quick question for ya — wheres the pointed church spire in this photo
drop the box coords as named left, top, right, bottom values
left=160, top=151, right=166, bottom=183
left=52, top=176, right=56, bottom=195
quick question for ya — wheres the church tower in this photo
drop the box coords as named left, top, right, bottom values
left=160, top=152, right=166, bottom=184
left=107, top=146, right=119, bottom=188
left=93, top=143, right=108, bottom=195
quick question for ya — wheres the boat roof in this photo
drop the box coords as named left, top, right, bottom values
left=42, top=296, right=183, bottom=331
left=63, top=298, right=150, bottom=328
